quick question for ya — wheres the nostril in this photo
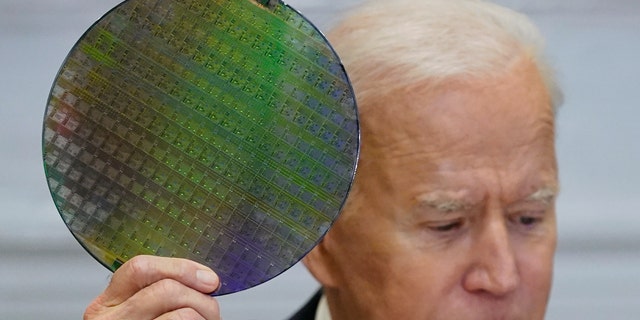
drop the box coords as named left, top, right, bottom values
left=462, top=262, right=520, bottom=297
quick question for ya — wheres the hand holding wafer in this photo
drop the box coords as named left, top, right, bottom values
left=84, top=255, right=221, bottom=320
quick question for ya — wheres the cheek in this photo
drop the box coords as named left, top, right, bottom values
left=371, top=247, right=468, bottom=319
left=516, top=239, right=556, bottom=302
left=324, top=214, right=394, bottom=285
left=327, top=217, right=452, bottom=313
left=393, top=253, right=461, bottom=295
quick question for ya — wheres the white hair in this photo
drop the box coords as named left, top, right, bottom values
left=327, top=0, right=563, bottom=112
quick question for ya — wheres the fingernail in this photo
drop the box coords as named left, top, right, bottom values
left=196, top=269, right=219, bottom=288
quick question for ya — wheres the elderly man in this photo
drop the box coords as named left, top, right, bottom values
left=84, top=0, right=561, bottom=319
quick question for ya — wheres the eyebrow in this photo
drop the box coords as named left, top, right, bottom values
left=414, top=185, right=558, bottom=215
left=524, top=186, right=558, bottom=205
left=415, top=192, right=473, bottom=214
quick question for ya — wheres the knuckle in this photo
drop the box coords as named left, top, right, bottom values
left=169, top=308, right=205, bottom=320
left=83, top=298, right=106, bottom=319
left=83, top=298, right=128, bottom=320
left=154, top=278, right=184, bottom=297
left=126, top=255, right=152, bottom=278
left=174, top=259, right=191, bottom=279
left=125, top=279, right=183, bottom=314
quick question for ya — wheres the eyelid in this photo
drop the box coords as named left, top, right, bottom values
left=503, top=187, right=557, bottom=215
left=508, top=211, right=545, bottom=231
left=425, top=218, right=465, bottom=233
left=509, top=209, right=546, bottom=219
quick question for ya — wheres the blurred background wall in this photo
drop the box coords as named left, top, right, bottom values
left=1, top=0, right=639, bottom=318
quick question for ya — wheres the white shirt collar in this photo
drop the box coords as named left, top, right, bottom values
left=314, top=294, right=332, bottom=320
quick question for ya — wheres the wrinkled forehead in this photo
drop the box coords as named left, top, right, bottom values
left=360, top=57, right=555, bottom=159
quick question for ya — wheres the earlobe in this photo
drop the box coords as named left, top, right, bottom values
left=303, top=190, right=360, bottom=290
left=302, top=239, right=339, bottom=288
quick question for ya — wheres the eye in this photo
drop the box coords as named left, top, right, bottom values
left=518, top=216, right=540, bottom=226
left=510, top=211, right=545, bottom=230
left=429, top=220, right=463, bottom=232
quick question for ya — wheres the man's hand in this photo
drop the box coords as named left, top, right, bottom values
left=84, top=255, right=221, bottom=320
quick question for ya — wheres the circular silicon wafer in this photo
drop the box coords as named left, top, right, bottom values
left=42, top=0, right=358, bottom=295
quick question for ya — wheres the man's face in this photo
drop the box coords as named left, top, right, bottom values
left=305, top=57, right=558, bottom=320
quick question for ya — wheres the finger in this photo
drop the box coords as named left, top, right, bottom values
left=84, top=278, right=221, bottom=320
left=99, top=255, right=220, bottom=306
left=122, top=279, right=221, bottom=320
left=154, top=307, right=214, bottom=320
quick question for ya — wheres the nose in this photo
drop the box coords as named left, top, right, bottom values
left=462, top=212, right=520, bottom=296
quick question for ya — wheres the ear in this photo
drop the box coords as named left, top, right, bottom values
left=303, top=184, right=362, bottom=289
left=303, top=236, right=339, bottom=288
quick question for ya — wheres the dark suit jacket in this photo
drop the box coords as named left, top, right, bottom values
left=287, top=290, right=323, bottom=320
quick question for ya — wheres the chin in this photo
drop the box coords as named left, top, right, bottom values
left=430, top=302, right=545, bottom=320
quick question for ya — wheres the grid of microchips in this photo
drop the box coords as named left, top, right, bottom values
left=42, top=0, right=358, bottom=295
